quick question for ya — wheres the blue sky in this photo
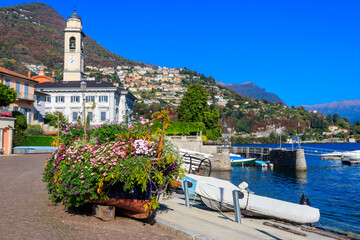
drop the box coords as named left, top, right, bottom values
left=3, top=0, right=360, bottom=106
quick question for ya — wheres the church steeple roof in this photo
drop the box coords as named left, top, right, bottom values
left=68, top=9, right=81, bottom=21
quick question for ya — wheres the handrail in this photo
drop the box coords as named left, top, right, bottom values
left=198, top=157, right=211, bottom=176
left=182, top=153, right=212, bottom=176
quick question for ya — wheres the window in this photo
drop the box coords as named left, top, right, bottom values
left=71, top=96, right=80, bottom=103
left=70, top=37, right=76, bottom=50
left=88, top=112, right=93, bottom=122
left=5, top=79, right=10, bottom=86
left=24, top=84, right=29, bottom=99
left=72, top=112, right=78, bottom=121
left=55, top=96, right=65, bottom=103
left=16, top=81, right=21, bottom=96
left=45, top=96, right=51, bottom=103
left=86, top=96, right=95, bottom=102
left=101, top=111, right=106, bottom=121
left=99, top=96, right=108, bottom=102
left=13, top=107, right=19, bottom=112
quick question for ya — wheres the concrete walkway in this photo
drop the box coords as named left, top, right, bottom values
left=156, top=195, right=345, bottom=240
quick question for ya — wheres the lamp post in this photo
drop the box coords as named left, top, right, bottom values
left=224, top=122, right=227, bottom=149
left=80, top=81, right=87, bottom=144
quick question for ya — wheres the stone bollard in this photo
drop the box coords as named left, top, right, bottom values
left=93, top=205, right=115, bottom=221
left=295, top=149, right=307, bottom=172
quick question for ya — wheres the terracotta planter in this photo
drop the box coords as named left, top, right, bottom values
left=91, top=181, right=156, bottom=219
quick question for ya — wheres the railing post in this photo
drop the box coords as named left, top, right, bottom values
left=232, top=190, right=241, bottom=224
left=184, top=180, right=191, bottom=208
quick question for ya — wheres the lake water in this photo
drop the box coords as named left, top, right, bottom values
left=212, top=143, right=360, bottom=236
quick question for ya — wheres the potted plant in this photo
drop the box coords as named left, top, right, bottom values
left=43, top=110, right=183, bottom=219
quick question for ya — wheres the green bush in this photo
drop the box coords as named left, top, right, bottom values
left=12, top=111, right=27, bottom=146
left=23, top=135, right=54, bottom=146
left=24, top=125, right=44, bottom=136
left=44, top=112, right=68, bottom=128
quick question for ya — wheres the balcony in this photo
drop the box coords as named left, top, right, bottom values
left=16, top=92, right=35, bottom=102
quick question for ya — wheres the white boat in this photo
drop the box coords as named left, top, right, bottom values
left=321, top=151, right=343, bottom=160
left=341, top=150, right=360, bottom=160
left=182, top=174, right=320, bottom=224
left=322, top=150, right=360, bottom=160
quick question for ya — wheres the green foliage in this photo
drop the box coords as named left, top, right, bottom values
left=86, top=114, right=90, bottom=126
left=12, top=111, right=27, bottom=146
left=0, top=83, right=17, bottom=107
left=24, top=135, right=53, bottom=146
left=44, top=112, right=68, bottom=128
left=24, top=125, right=44, bottom=135
left=177, top=84, right=221, bottom=140
left=164, top=121, right=206, bottom=135
left=177, top=84, right=210, bottom=122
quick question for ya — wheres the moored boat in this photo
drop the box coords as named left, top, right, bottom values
left=230, top=154, right=256, bottom=167
left=182, top=174, right=320, bottom=224
left=255, top=160, right=273, bottom=168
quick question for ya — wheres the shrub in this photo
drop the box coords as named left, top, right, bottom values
left=24, top=125, right=44, bottom=136
left=44, top=112, right=68, bottom=128
left=24, top=135, right=53, bottom=146
left=12, top=111, right=27, bottom=146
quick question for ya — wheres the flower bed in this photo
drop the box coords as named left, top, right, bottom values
left=43, top=114, right=183, bottom=217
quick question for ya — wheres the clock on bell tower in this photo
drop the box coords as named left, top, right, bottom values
left=63, top=9, right=85, bottom=82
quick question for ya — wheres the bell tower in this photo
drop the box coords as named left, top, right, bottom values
left=63, top=9, right=85, bottom=81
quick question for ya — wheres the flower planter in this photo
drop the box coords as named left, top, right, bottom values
left=91, top=182, right=156, bottom=219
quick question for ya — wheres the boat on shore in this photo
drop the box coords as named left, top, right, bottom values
left=182, top=174, right=320, bottom=224
left=230, top=154, right=256, bottom=167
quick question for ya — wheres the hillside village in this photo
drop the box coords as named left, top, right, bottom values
left=1, top=2, right=359, bottom=145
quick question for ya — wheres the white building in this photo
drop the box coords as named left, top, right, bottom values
left=34, top=10, right=136, bottom=124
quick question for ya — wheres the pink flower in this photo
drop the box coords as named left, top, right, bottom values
left=91, top=172, right=94, bottom=176
left=103, top=172, right=107, bottom=176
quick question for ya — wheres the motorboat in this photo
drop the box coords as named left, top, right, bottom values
left=182, top=174, right=320, bottom=224
left=255, top=160, right=273, bottom=168
left=230, top=154, right=256, bottom=167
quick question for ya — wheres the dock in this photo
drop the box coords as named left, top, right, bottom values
left=156, top=194, right=349, bottom=240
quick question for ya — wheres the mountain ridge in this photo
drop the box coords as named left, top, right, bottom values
left=302, top=99, right=360, bottom=123
left=0, top=2, right=145, bottom=75
left=216, top=81, right=286, bottom=105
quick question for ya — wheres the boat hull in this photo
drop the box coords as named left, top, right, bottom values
left=230, top=158, right=257, bottom=167
left=185, top=174, right=320, bottom=224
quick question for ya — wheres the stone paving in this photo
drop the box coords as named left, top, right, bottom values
left=0, top=154, right=179, bottom=240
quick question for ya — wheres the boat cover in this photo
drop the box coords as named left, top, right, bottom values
left=187, top=174, right=320, bottom=224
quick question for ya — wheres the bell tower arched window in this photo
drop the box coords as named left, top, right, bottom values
left=70, top=37, right=76, bottom=50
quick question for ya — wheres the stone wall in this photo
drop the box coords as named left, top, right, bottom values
left=166, top=136, right=231, bottom=171
left=268, top=149, right=307, bottom=171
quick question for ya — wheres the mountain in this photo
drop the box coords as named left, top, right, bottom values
left=0, top=3, right=145, bottom=75
left=216, top=81, right=286, bottom=105
left=302, top=99, right=360, bottom=123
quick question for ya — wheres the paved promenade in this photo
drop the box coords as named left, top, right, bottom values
left=0, top=154, right=177, bottom=240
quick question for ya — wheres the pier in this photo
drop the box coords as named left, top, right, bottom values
left=228, top=146, right=307, bottom=171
